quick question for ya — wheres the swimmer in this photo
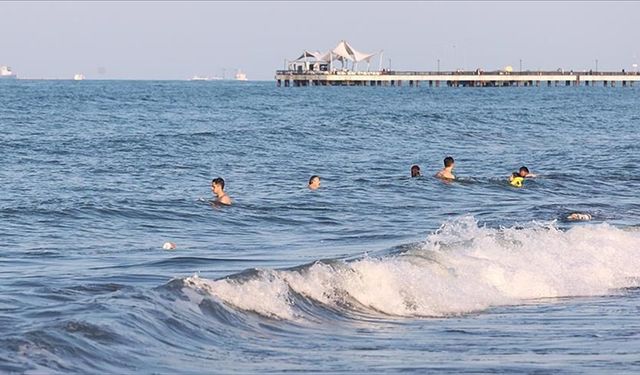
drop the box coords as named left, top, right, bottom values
left=308, top=175, right=321, bottom=190
left=435, top=156, right=455, bottom=180
left=211, top=177, right=232, bottom=205
left=567, top=213, right=592, bottom=221
left=411, top=165, right=421, bottom=177
left=517, top=166, right=536, bottom=178
left=509, top=166, right=535, bottom=187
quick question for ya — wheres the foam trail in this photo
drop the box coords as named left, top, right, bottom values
left=185, top=217, right=640, bottom=319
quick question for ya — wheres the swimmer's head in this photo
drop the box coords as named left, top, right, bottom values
left=308, top=175, right=320, bottom=190
left=411, top=165, right=421, bottom=177
left=567, top=212, right=592, bottom=221
left=211, top=177, right=225, bottom=194
left=519, top=166, right=530, bottom=177
left=444, top=156, right=455, bottom=168
left=162, top=242, right=176, bottom=250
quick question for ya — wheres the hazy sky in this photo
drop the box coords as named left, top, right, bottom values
left=1, top=1, right=638, bottom=80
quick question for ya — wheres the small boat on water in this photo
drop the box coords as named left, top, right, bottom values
left=73, top=73, right=85, bottom=81
left=235, top=70, right=248, bottom=81
left=1, top=65, right=17, bottom=79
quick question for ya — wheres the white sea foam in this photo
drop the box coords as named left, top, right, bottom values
left=185, top=217, right=640, bottom=319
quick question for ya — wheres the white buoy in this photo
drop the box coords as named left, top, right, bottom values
left=163, top=242, right=177, bottom=250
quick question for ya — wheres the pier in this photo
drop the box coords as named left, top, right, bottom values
left=275, top=70, right=640, bottom=87
left=278, top=41, right=639, bottom=88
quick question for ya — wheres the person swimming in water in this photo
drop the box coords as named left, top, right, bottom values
left=567, top=212, right=592, bottom=221
left=411, top=165, right=421, bottom=177
left=509, top=166, right=536, bottom=187
left=435, top=156, right=455, bottom=180
left=211, top=177, right=232, bottom=205
left=308, top=175, right=321, bottom=190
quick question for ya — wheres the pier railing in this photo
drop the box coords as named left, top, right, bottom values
left=275, top=69, right=639, bottom=87
left=275, top=69, right=639, bottom=76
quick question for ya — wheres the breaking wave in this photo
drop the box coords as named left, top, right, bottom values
left=183, top=217, right=640, bottom=320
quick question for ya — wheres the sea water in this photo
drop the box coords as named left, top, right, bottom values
left=1, top=80, right=639, bottom=373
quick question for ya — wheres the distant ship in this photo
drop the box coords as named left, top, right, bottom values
left=73, top=73, right=85, bottom=81
left=235, top=70, right=248, bottom=81
left=189, top=75, right=209, bottom=81
left=0, top=65, right=17, bottom=79
left=189, top=75, right=223, bottom=81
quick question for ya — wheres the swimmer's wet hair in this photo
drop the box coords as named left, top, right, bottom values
left=519, top=166, right=530, bottom=174
left=212, top=177, right=225, bottom=190
left=411, top=165, right=421, bottom=177
left=309, top=175, right=320, bottom=185
left=444, top=156, right=455, bottom=167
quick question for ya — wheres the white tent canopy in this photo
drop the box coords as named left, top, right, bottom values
left=289, top=40, right=381, bottom=71
left=294, top=50, right=328, bottom=62
left=330, top=40, right=377, bottom=63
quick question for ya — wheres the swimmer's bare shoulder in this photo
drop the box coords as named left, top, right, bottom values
left=217, top=194, right=232, bottom=205
left=435, top=170, right=455, bottom=180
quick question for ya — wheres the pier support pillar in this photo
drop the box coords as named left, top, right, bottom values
left=277, top=79, right=281, bottom=87
left=435, top=81, right=440, bottom=87
left=547, top=81, right=551, bottom=87
left=604, top=81, right=608, bottom=86
left=611, top=81, right=616, bottom=87
left=565, top=81, right=570, bottom=86
left=623, top=81, right=627, bottom=87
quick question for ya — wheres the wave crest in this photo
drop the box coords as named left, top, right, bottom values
left=184, top=217, right=640, bottom=319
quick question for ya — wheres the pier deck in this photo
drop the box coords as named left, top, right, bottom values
left=275, top=70, right=639, bottom=87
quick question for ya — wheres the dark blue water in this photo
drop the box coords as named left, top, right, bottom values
left=2, top=80, right=640, bottom=373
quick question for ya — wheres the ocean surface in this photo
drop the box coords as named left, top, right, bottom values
left=1, top=80, right=640, bottom=374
